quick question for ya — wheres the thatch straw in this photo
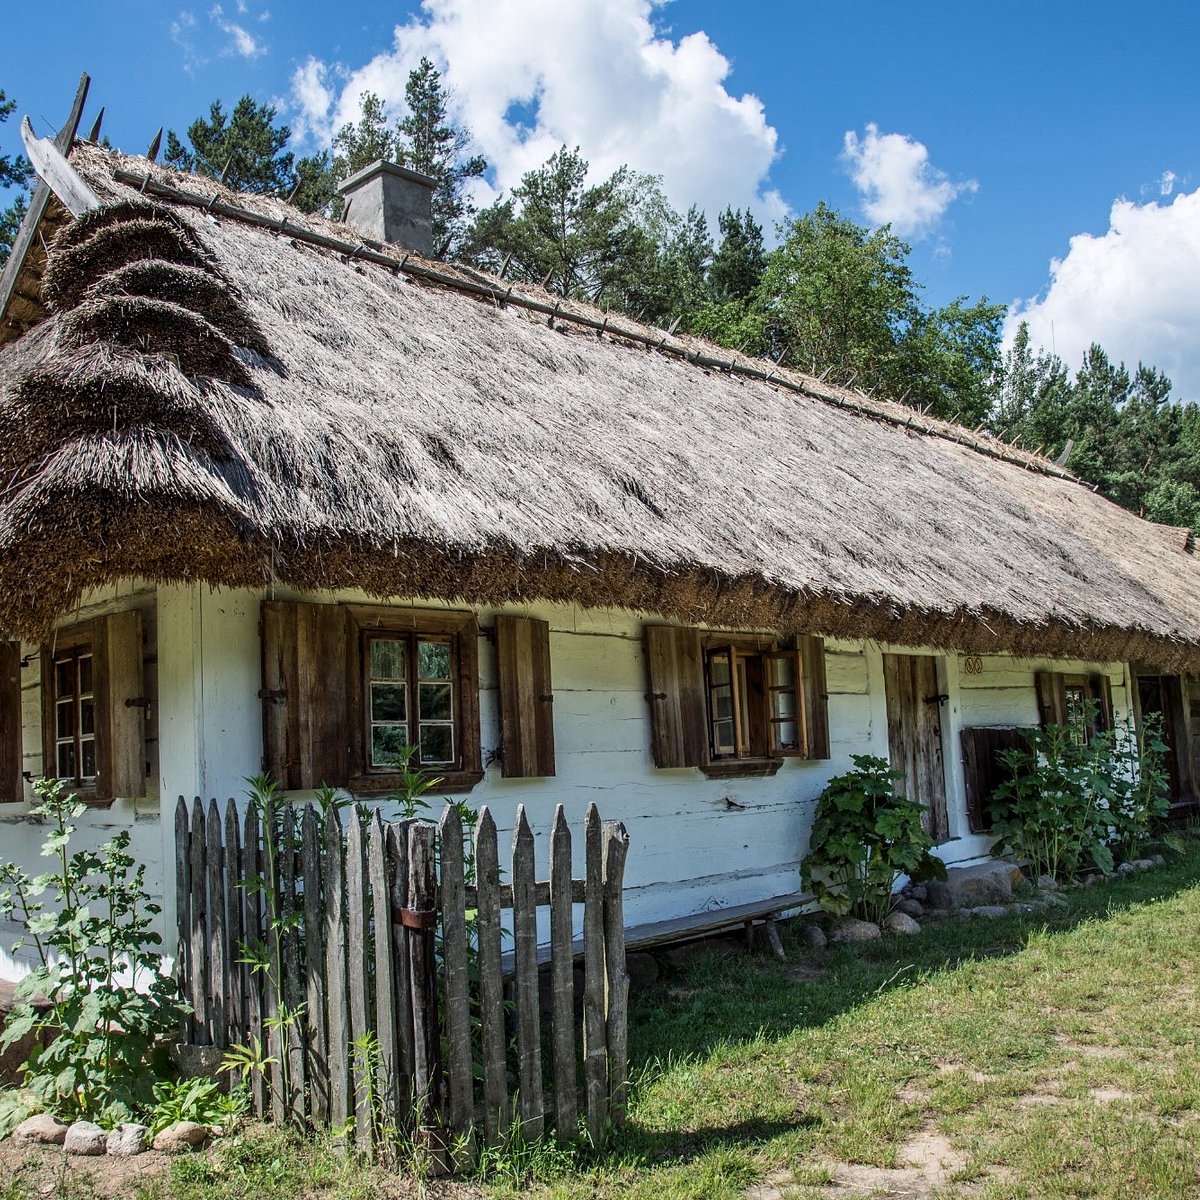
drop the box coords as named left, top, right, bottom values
left=0, top=141, right=1198, bottom=672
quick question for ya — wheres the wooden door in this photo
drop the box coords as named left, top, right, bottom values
left=1135, top=673, right=1197, bottom=808
left=883, top=653, right=949, bottom=842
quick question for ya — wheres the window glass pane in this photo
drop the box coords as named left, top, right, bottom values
left=767, top=655, right=795, bottom=690
left=78, top=655, right=92, bottom=696
left=370, top=638, right=407, bottom=680
left=81, top=738, right=96, bottom=780
left=713, top=690, right=733, bottom=721
left=56, top=700, right=75, bottom=739
left=55, top=659, right=74, bottom=697
left=419, top=724, right=454, bottom=764
left=771, top=720, right=800, bottom=753
left=712, top=718, right=735, bottom=754
left=419, top=682, right=452, bottom=721
left=1064, top=685, right=1089, bottom=746
left=371, top=683, right=407, bottom=723
left=57, top=743, right=75, bottom=780
left=709, top=652, right=730, bottom=685
left=371, top=724, right=409, bottom=768
left=417, top=640, right=451, bottom=681
left=80, top=698, right=95, bottom=738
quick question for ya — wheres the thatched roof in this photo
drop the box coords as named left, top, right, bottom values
left=1, top=141, right=1198, bottom=669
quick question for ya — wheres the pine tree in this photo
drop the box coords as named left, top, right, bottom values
left=165, top=96, right=295, bottom=195
left=708, top=207, right=765, bottom=301
left=0, top=89, right=33, bottom=268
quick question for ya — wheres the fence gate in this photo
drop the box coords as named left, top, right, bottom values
left=174, top=797, right=629, bottom=1163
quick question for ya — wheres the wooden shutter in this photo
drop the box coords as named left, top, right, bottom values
left=643, top=625, right=706, bottom=768
left=261, top=601, right=349, bottom=790
left=798, top=634, right=830, bottom=760
left=960, top=726, right=1029, bottom=834
left=0, top=641, right=22, bottom=802
left=496, top=615, right=555, bottom=778
left=95, top=610, right=147, bottom=801
left=1035, top=671, right=1067, bottom=726
left=1088, top=674, right=1114, bottom=733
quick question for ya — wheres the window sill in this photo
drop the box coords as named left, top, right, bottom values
left=701, top=758, right=784, bottom=779
left=348, top=770, right=485, bottom=797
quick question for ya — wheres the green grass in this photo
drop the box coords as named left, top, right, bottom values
left=7, top=849, right=1200, bottom=1200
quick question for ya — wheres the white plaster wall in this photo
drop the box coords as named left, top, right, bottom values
left=0, top=578, right=1143, bottom=977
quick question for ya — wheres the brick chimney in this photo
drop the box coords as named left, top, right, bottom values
left=337, top=160, right=437, bottom=256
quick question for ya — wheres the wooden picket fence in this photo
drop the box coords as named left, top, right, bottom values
left=174, top=797, right=630, bottom=1161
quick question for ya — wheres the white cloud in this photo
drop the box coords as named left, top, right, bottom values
left=287, top=0, right=785, bottom=228
left=1161, top=170, right=1177, bottom=197
left=842, top=123, right=976, bottom=238
left=209, top=3, right=267, bottom=59
left=1006, top=187, right=1200, bottom=399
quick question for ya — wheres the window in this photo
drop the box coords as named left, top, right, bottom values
left=52, top=644, right=97, bottom=785
left=704, top=644, right=806, bottom=760
left=644, top=625, right=829, bottom=774
left=1061, top=675, right=1092, bottom=746
left=365, top=633, right=458, bottom=770
left=1035, top=670, right=1113, bottom=746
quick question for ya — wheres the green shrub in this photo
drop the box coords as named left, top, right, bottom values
left=990, top=708, right=1175, bottom=881
left=0, top=778, right=183, bottom=1122
left=801, top=754, right=945, bottom=924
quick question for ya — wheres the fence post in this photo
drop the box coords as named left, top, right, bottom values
left=602, top=822, right=631, bottom=1125
left=280, top=804, right=306, bottom=1122
left=243, top=803, right=266, bottom=1117
left=345, top=806, right=373, bottom=1154
left=324, top=807, right=351, bottom=1141
left=387, top=821, right=416, bottom=1119
left=174, top=798, right=191, bottom=1043
left=549, top=805, right=576, bottom=1140
left=223, top=800, right=245, bottom=1051
left=583, top=803, right=608, bottom=1146
left=188, top=799, right=209, bottom=1046
left=367, top=811, right=399, bottom=1139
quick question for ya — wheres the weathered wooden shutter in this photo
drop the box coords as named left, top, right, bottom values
left=643, top=625, right=707, bottom=768
left=960, top=726, right=1029, bottom=834
left=798, top=634, right=830, bottom=760
left=1087, top=673, right=1114, bottom=733
left=261, top=601, right=349, bottom=790
left=1034, top=671, right=1067, bottom=726
left=496, top=614, right=555, bottom=778
left=95, top=610, right=147, bottom=801
left=0, top=641, right=23, bottom=802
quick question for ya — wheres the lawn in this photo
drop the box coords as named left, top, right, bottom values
left=6, top=847, right=1200, bottom=1200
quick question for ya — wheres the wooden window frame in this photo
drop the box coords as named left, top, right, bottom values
left=42, top=624, right=99, bottom=802
left=699, top=633, right=801, bottom=777
left=345, top=606, right=482, bottom=795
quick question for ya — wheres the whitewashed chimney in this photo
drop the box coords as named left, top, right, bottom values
left=337, top=160, right=437, bottom=256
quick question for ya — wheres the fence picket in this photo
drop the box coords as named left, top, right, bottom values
left=174, top=799, right=191, bottom=1042
left=280, top=805, right=306, bottom=1122
left=407, top=821, right=440, bottom=1130
left=345, top=807, right=373, bottom=1154
left=242, top=804, right=266, bottom=1116
left=188, top=799, right=209, bottom=1045
left=386, top=822, right=415, bottom=1114
left=223, top=800, right=245, bottom=1048
left=583, top=803, right=607, bottom=1146
left=368, top=811, right=398, bottom=1136
left=324, top=808, right=351, bottom=1138
left=302, top=805, right=329, bottom=1124
left=438, top=806, right=473, bottom=1157
left=512, top=807, right=544, bottom=1140
left=602, top=822, right=631, bottom=1125
left=474, top=807, right=508, bottom=1145
left=549, top=805, right=576, bottom=1140
left=262, top=806, right=285, bottom=1123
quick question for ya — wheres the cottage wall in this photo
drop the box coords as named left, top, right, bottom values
left=0, top=582, right=1136, bottom=977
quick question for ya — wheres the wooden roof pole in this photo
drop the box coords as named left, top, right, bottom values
left=0, top=72, right=90, bottom=328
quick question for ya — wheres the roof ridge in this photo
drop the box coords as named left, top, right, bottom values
left=86, top=145, right=1081, bottom=487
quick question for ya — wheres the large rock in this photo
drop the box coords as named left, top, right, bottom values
left=883, top=911, right=921, bottom=935
left=798, top=924, right=828, bottom=951
left=829, top=917, right=881, bottom=944
left=945, top=862, right=1020, bottom=908
left=924, top=880, right=953, bottom=910
left=12, top=1113, right=67, bottom=1146
left=965, top=904, right=1009, bottom=919
left=1036, top=874, right=1058, bottom=892
left=153, top=1121, right=209, bottom=1154
left=64, top=1120, right=107, bottom=1156
left=896, top=898, right=924, bottom=918
left=106, top=1123, right=149, bottom=1157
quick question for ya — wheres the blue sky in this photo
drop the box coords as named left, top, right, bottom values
left=4, top=1, right=1200, bottom=393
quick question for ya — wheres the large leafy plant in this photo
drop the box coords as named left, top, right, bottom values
left=0, top=778, right=182, bottom=1122
left=801, top=755, right=945, bottom=924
